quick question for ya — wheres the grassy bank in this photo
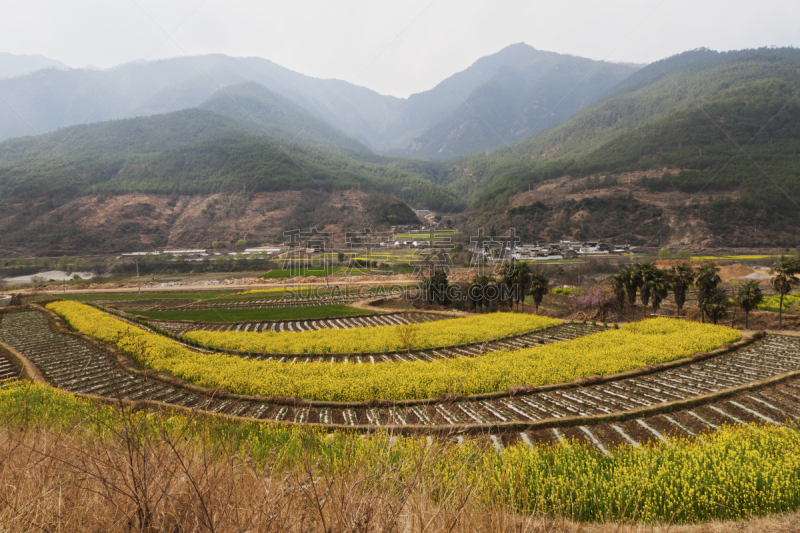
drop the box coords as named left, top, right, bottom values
left=1, top=381, right=800, bottom=526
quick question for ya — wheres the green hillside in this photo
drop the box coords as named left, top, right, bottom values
left=449, top=48, right=800, bottom=245
left=199, top=82, right=371, bottom=154
left=0, top=108, right=239, bottom=162
left=404, top=49, right=636, bottom=160
left=0, top=109, right=464, bottom=212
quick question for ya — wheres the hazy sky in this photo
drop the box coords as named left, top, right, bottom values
left=2, top=0, right=798, bottom=97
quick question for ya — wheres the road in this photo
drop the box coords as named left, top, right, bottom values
left=8, top=277, right=421, bottom=296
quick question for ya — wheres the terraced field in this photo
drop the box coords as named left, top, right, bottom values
left=538, top=378, right=800, bottom=454
left=81, top=294, right=365, bottom=313
left=175, top=295, right=363, bottom=310
left=0, top=311, right=231, bottom=412
left=483, top=335, right=800, bottom=452
left=4, top=308, right=800, bottom=455
left=148, top=311, right=445, bottom=335
left=0, top=349, right=19, bottom=382
left=81, top=299, right=197, bottom=311
left=152, top=318, right=601, bottom=363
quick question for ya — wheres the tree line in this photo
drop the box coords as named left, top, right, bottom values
left=419, top=260, right=551, bottom=314
left=610, top=258, right=800, bottom=328
left=419, top=255, right=800, bottom=330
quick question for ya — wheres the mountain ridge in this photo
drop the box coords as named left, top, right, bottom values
left=0, top=44, right=638, bottom=159
left=0, top=106, right=463, bottom=211
left=402, top=49, right=636, bottom=159
left=0, top=52, right=67, bottom=79
left=446, top=47, right=800, bottom=248
left=0, top=106, right=461, bottom=255
left=198, top=82, right=371, bottom=154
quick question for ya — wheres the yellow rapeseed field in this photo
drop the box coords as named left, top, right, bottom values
left=183, top=313, right=560, bottom=354
left=235, top=288, right=288, bottom=296
left=4, top=381, right=800, bottom=523
left=47, top=302, right=741, bottom=402
left=490, top=423, right=800, bottom=522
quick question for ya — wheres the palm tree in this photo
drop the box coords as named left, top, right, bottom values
left=695, top=264, right=721, bottom=323
left=649, top=270, right=672, bottom=316
left=467, top=275, right=491, bottom=313
left=769, top=257, right=800, bottom=330
left=423, top=270, right=449, bottom=306
left=670, top=263, right=695, bottom=316
left=514, top=263, right=532, bottom=311
left=735, top=281, right=764, bottom=329
left=623, top=264, right=641, bottom=315
left=700, top=289, right=729, bottom=325
left=499, top=262, right=517, bottom=310
left=529, top=273, right=550, bottom=315
left=610, top=273, right=627, bottom=314
left=499, top=260, right=533, bottom=312
left=637, top=263, right=659, bottom=316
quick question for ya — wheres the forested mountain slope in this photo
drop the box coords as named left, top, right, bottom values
left=401, top=46, right=635, bottom=159
left=447, top=48, right=800, bottom=247
left=199, top=82, right=370, bottom=154
left=0, top=109, right=462, bottom=254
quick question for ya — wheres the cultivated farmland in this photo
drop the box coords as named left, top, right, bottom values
left=6, top=284, right=800, bottom=527
left=2, top=302, right=799, bottom=455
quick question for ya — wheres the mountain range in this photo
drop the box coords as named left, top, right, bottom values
left=0, top=45, right=799, bottom=255
left=0, top=52, right=67, bottom=79
left=0, top=44, right=636, bottom=156
left=446, top=47, right=800, bottom=248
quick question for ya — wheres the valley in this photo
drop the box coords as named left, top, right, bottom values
left=2, top=46, right=800, bottom=255
left=4, top=5, right=800, bottom=531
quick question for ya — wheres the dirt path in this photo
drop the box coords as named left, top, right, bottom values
left=348, top=298, right=473, bottom=318
left=9, top=279, right=420, bottom=297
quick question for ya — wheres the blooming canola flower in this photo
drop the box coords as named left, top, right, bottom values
left=47, top=302, right=741, bottom=402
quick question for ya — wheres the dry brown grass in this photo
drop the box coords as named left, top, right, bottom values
left=0, top=413, right=798, bottom=532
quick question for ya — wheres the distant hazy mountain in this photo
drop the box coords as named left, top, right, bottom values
left=199, top=82, right=370, bottom=153
left=0, top=45, right=637, bottom=158
left=402, top=47, right=637, bottom=159
left=0, top=54, right=399, bottom=146
left=0, top=74, right=370, bottom=155
left=369, top=43, right=566, bottom=152
left=0, top=52, right=67, bottom=79
left=344, top=43, right=638, bottom=155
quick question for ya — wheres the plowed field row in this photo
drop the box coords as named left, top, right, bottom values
left=0, top=312, right=201, bottom=406
left=502, top=378, right=800, bottom=455
left=88, top=295, right=364, bottom=312
left=177, top=295, right=362, bottom=310
left=83, top=299, right=196, bottom=310
left=149, top=311, right=445, bottom=335
left=146, top=317, right=600, bottom=363
left=4, top=310, right=800, bottom=454
left=0, top=350, right=19, bottom=381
